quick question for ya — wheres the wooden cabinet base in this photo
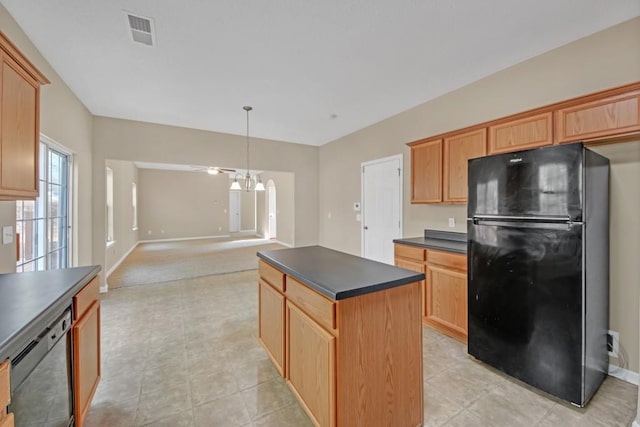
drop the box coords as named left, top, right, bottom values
left=0, top=413, right=14, bottom=427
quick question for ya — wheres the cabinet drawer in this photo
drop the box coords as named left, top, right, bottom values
left=427, top=250, right=467, bottom=271
left=286, top=277, right=336, bottom=332
left=394, top=244, right=425, bottom=261
left=74, top=276, right=99, bottom=319
left=259, top=260, right=285, bottom=292
left=0, top=359, right=9, bottom=408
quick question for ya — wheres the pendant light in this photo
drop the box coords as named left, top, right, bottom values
left=230, top=106, right=264, bottom=191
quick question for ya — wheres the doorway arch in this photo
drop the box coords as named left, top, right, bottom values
left=267, top=180, right=277, bottom=239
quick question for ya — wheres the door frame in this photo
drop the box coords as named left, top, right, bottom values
left=229, top=190, right=241, bottom=232
left=360, top=153, right=403, bottom=260
left=267, top=180, right=277, bottom=239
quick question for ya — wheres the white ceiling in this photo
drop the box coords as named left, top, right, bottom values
left=2, top=1, right=639, bottom=146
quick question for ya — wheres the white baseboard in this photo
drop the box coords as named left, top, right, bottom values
left=239, top=229, right=257, bottom=233
left=608, top=364, right=640, bottom=385
left=100, top=284, right=109, bottom=294
left=274, top=240, right=293, bottom=248
left=139, top=234, right=230, bottom=243
left=106, top=241, right=140, bottom=277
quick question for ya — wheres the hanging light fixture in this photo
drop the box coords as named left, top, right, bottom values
left=231, top=106, right=264, bottom=191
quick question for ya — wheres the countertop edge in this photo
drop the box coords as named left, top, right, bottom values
left=393, top=238, right=468, bottom=254
left=0, top=265, right=102, bottom=361
left=257, top=251, right=425, bottom=300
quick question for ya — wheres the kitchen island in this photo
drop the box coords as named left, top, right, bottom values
left=257, top=246, right=425, bottom=427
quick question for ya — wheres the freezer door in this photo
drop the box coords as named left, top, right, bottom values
left=467, top=143, right=583, bottom=221
left=467, top=220, right=584, bottom=404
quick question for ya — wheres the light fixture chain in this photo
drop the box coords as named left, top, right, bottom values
left=246, top=107, right=250, bottom=174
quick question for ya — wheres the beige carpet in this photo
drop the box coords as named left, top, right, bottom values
left=107, top=236, right=285, bottom=288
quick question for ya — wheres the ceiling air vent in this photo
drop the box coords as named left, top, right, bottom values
left=125, top=12, right=155, bottom=46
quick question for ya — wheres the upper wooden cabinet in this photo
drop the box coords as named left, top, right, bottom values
left=0, top=32, right=49, bottom=201
left=555, top=90, right=640, bottom=144
left=410, top=138, right=442, bottom=203
left=488, top=112, right=553, bottom=154
left=408, top=83, right=640, bottom=205
left=409, top=129, right=486, bottom=204
left=443, top=129, right=486, bottom=203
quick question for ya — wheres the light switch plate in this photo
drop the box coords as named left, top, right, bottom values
left=448, top=218, right=456, bottom=228
left=3, top=226, right=13, bottom=244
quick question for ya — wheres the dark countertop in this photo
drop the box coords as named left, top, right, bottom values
left=394, top=229, right=467, bottom=254
left=257, top=246, right=425, bottom=300
left=0, top=265, right=101, bottom=361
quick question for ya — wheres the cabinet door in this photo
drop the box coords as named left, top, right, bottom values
left=73, top=301, right=101, bottom=427
left=0, top=54, right=38, bottom=199
left=411, top=139, right=442, bottom=203
left=286, top=302, right=336, bottom=427
left=443, top=129, right=486, bottom=203
left=395, top=257, right=426, bottom=318
left=425, top=265, right=467, bottom=342
left=488, top=112, right=553, bottom=154
left=555, top=90, right=640, bottom=144
left=258, top=279, right=285, bottom=375
left=0, top=360, right=9, bottom=411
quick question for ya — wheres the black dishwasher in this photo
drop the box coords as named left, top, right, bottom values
left=8, top=308, right=74, bottom=427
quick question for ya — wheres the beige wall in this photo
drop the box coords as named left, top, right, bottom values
left=0, top=4, right=94, bottom=273
left=256, top=172, right=295, bottom=246
left=138, top=168, right=230, bottom=240
left=104, top=160, right=139, bottom=276
left=589, top=141, right=640, bottom=375
left=240, top=190, right=256, bottom=231
left=92, top=117, right=318, bottom=289
left=319, top=17, right=640, bottom=372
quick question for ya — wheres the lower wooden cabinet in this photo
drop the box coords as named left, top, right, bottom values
left=395, top=258, right=426, bottom=318
left=425, top=250, right=468, bottom=342
left=73, top=301, right=100, bottom=427
left=72, top=277, right=101, bottom=427
left=0, top=360, right=12, bottom=427
left=258, top=279, right=285, bottom=375
left=395, top=244, right=468, bottom=343
left=286, top=302, right=336, bottom=427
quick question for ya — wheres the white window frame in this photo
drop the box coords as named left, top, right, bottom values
left=16, top=135, right=74, bottom=271
left=132, top=181, right=138, bottom=231
left=106, top=167, right=115, bottom=247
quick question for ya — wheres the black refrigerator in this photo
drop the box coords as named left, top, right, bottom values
left=467, top=142, right=609, bottom=406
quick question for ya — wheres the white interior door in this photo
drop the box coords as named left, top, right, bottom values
left=362, top=154, right=402, bottom=264
left=229, top=191, right=241, bottom=232
left=268, top=185, right=277, bottom=239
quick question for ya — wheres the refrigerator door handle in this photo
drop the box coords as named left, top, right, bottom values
left=471, top=215, right=578, bottom=229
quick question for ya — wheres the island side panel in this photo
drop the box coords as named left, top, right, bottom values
left=336, top=281, right=423, bottom=427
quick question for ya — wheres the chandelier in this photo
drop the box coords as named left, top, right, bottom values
left=230, top=106, right=265, bottom=192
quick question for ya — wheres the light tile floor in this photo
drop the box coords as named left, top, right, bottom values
left=86, top=270, right=637, bottom=426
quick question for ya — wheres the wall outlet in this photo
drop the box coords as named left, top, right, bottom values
left=607, top=330, right=619, bottom=358
left=218, top=226, right=222, bottom=231
left=448, top=218, right=455, bottom=228
left=356, top=214, right=361, bottom=222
